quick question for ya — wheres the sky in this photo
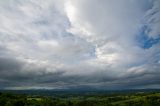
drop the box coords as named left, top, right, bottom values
left=0, top=0, right=160, bottom=90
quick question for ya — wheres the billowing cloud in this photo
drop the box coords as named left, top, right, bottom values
left=0, top=0, right=160, bottom=90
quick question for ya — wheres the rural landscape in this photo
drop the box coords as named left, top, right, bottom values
left=0, top=0, right=160, bottom=106
left=0, top=90, right=160, bottom=106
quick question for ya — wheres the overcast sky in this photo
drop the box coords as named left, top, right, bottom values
left=0, top=0, right=160, bottom=90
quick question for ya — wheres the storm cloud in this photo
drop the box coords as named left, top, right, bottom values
left=0, top=0, right=160, bottom=90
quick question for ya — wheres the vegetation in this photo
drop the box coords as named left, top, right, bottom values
left=0, top=91, right=160, bottom=106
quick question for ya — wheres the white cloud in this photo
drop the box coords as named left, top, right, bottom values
left=65, top=0, right=157, bottom=68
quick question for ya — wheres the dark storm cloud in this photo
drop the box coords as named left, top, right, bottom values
left=0, top=57, right=22, bottom=72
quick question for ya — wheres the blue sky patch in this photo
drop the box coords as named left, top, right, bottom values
left=136, top=26, right=160, bottom=49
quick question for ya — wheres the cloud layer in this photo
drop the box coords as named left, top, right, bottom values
left=0, top=0, right=160, bottom=90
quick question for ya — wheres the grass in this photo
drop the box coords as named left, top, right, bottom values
left=27, top=97, right=42, bottom=101
left=112, top=92, right=160, bottom=105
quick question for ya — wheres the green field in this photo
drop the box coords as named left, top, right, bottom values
left=0, top=91, right=160, bottom=106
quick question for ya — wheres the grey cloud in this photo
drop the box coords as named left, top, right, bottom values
left=0, top=0, right=160, bottom=90
left=144, top=0, right=160, bottom=38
